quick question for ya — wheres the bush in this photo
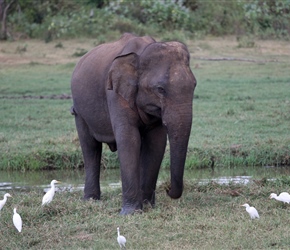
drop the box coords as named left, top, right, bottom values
left=106, top=0, right=195, bottom=32
left=4, top=0, right=290, bottom=41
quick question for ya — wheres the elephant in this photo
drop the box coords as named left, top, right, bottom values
left=71, top=33, right=197, bottom=215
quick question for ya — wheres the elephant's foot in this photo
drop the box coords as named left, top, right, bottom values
left=83, top=193, right=101, bottom=200
left=120, top=203, right=143, bottom=215
left=142, top=191, right=155, bottom=207
left=143, top=199, right=155, bottom=210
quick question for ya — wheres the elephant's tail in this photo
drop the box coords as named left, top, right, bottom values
left=70, top=106, right=76, bottom=116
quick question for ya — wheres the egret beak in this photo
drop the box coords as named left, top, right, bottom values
left=56, top=181, right=61, bottom=184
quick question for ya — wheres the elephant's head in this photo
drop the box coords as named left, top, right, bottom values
left=107, top=41, right=196, bottom=199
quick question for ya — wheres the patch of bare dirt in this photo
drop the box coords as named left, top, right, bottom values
left=1, top=37, right=289, bottom=67
left=0, top=94, right=72, bottom=99
left=188, top=36, right=290, bottom=60
left=0, top=39, right=97, bottom=66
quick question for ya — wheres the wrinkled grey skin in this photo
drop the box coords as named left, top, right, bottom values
left=71, top=33, right=196, bottom=215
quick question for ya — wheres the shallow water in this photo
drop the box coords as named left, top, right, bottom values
left=0, top=166, right=289, bottom=196
left=0, top=168, right=120, bottom=195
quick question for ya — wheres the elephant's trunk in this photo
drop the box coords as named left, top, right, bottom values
left=163, top=104, right=192, bottom=199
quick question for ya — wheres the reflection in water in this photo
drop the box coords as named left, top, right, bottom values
left=0, top=168, right=121, bottom=195
left=0, top=182, right=13, bottom=191
left=198, top=176, right=251, bottom=185
left=0, top=166, right=289, bottom=195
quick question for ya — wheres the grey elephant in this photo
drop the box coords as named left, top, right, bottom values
left=71, top=33, right=197, bottom=215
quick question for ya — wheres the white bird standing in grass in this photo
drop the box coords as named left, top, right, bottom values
left=269, top=192, right=290, bottom=204
left=42, top=180, right=61, bottom=206
left=0, top=193, right=12, bottom=211
left=117, top=227, right=126, bottom=249
left=241, top=203, right=259, bottom=219
left=13, top=208, right=22, bottom=232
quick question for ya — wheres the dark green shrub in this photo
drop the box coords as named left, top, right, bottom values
left=5, top=0, right=290, bottom=41
left=106, top=0, right=196, bottom=32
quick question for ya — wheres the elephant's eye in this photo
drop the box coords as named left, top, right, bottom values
left=157, top=86, right=166, bottom=94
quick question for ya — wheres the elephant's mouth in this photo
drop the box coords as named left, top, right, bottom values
left=144, top=105, right=161, bottom=118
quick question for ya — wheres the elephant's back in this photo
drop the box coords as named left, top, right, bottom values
left=70, top=37, right=133, bottom=144
left=71, top=44, right=122, bottom=87
left=72, top=33, right=141, bottom=80
left=71, top=39, right=128, bottom=105
left=71, top=33, right=155, bottom=87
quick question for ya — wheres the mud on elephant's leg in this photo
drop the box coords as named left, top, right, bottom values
left=140, top=125, right=167, bottom=207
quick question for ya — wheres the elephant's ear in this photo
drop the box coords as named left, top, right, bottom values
left=107, top=53, right=139, bottom=109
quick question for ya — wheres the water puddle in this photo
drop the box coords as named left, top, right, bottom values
left=198, top=176, right=252, bottom=185
left=186, top=166, right=290, bottom=185
left=0, top=166, right=289, bottom=195
left=0, top=169, right=121, bottom=195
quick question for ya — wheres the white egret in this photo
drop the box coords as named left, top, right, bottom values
left=269, top=192, right=290, bottom=204
left=117, top=227, right=126, bottom=249
left=0, top=193, right=12, bottom=211
left=241, top=203, right=259, bottom=219
left=13, top=208, right=22, bottom=232
left=42, top=180, right=61, bottom=206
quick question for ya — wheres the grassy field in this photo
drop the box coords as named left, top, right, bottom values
left=0, top=37, right=289, bottom=170
left=1, top=178, right=290, bottom=249
left=0, top=36, right=290, bottom=249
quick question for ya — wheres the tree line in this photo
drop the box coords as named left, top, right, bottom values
left=1, top=0, right=290, bottom=41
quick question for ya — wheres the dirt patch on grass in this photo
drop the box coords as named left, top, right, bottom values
left=0, top=39, right=97, bottom=66
left=188, top=36, right=290, bottom=61
left=1, top=37, right=290, bottom=67
left=0, top=94, right=72, bottom=99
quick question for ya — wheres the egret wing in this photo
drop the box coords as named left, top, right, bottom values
left=13, top=213, right=22, bottom=232
left=249, top=207, right=259, bottom=218
left=0, top=201, right=5, bottom=210
left=42, top=190, right=53, bottom=205
left=279, top=192, right=290, bottom=203
left=280, top=192, right=290, bottom=197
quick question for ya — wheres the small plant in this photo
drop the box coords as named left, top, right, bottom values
left=226, top=108, right=235, bottom=116
left=72, top=48, right=88, bottom=57
left=55, top=42, right=64, bottom=48
left=237, top=35, right=255, bottom=48
left=15, top=44, right=27, bottom=54
left=241, top=102, right=255, bottom=111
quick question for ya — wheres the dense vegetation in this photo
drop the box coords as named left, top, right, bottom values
left=1, top=0, right=290, bottom=42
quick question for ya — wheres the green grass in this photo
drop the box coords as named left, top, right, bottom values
left=0, top=63, right=79, bottom=170
left=1, top=179, right=290, bottom=249
left=0, top=64, right=74, bottom=96
left=0, top=39, right=289, bottom=170
left=0, top=38, right=289, bottom=250
left=188, top=60, right=290, bottom=168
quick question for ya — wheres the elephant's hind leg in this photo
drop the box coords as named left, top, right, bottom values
left=74, top=115, right=102, bottom=200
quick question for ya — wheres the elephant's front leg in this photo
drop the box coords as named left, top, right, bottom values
left=140, top=125, right=167, bottom=206
left=115, top=126, right=142, bottom=215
